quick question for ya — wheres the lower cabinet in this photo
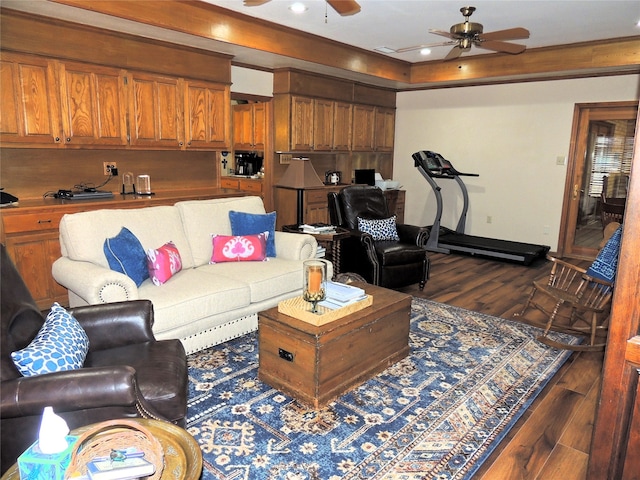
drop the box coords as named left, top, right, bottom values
left=220, top=177, right=263, bottom=195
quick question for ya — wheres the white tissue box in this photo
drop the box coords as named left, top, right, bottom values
left=18, top=436, right=78, bottom=480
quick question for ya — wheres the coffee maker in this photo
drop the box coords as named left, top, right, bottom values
left=234, top=152, right=263, bottom=176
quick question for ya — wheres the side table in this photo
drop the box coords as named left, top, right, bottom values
left=282, top=225, right=351, bottom=276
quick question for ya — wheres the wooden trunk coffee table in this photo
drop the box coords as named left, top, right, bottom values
left=258, top=283, right=411, bottom=408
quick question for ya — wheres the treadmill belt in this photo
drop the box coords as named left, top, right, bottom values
left=439, top=231, right=550, bottom=265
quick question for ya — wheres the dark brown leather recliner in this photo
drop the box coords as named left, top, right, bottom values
left=1, top=244, right=188, bottom=473
left=328, top=185, right=430, bottom=290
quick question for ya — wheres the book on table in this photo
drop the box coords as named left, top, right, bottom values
left=86, top=455, right=155, bottom=480
left=319, top=281, right=367, bottom=310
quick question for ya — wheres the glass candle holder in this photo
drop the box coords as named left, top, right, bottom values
left=302, top=259, right=327, bottom=313
left=121, top=172, right=134, bottom=195
left=135, top=174, right=152, bottom=195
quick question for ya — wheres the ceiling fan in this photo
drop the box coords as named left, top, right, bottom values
left=243, top=0, right=361, bottom=16
left=396, top=6, right=529, bottom=60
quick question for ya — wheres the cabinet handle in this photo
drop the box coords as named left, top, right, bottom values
left=54, top=137, right=60, bottom=142
left=37, top=219, right=52, bottom=224
left=66, top=137, right=71, bottom=143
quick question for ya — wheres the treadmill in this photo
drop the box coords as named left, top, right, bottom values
left=412, top=150, right=550, bottom=265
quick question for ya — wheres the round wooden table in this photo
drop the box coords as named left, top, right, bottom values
left=1, top=418, right=202, bottom=480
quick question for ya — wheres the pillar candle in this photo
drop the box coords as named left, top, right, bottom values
left=308, top=266, right=322, bottom=293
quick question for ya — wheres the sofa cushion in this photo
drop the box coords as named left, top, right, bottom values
left=59, top=206, right=194, bottom=270
left=211, top=233, right=268, bottom=263
left=199, top=258, right=303, bottom=304
left=147, top=241, right=183, bottom=286
left=103, top=227, right=149, bottom=287
left=176, top=196, right=267, bottom=267
left=137, top=270, right=251, bottom=338
left=229, top=210, right=277, bottom=257
left=11, top=303, right=89, bottom=377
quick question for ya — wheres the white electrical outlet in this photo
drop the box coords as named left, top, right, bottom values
left=103, top=162, right=117, bottom=175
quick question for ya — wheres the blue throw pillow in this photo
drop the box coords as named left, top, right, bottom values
left=11, top=303, right=90, bottom=377
left=586, top=224, right=622, bottom=283
left=229, top=211, right=277, bottom=257
left=103, top=227, right=149, bottom=286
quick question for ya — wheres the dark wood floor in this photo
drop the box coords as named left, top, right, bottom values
left=398, top=253, right=603, bottom=480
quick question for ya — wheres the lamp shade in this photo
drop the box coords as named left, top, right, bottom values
left=276, top=158, right=324, bottom=188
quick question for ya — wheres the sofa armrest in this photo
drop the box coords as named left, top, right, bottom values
left=0, top=366, right=145, bottom=419
left=273, top=231, right=317, bottom=260
left=70, top=300, right=156, bottom=350
left=52, top=257, right=139, bottom=305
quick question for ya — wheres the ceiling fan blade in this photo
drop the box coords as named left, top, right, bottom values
left=327, top=0, right=361, bottom=16
left=477, top=40, right=527, bottom=54
left=429, top=29, right=457, bottom=40
left=479, top=27, right=530, bottom=41
left=243, top=0, right=270, bottom=6
left=395, top=41, right=455, bottom=53
left=444, top=46, right=464, bottom=61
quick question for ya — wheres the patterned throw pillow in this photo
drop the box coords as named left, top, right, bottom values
left=229, top=211, right=277, bottom=257
left=357, top=216, right=400, bottom=241
left=210, top=233, right=268, bottom=263
left=103, top=227, right=149, bottom=286
left=147, top=241, right=183, bottom=286
left=11, top=303, right=90, bottom=377
left=586, top=224, right=622, bottom=283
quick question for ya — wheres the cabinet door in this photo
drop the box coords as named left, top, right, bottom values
left=129, top=72, right=183, bottom=148
left=0, top=52, right=62, bottom=145
left=5, top=233, right=68, bottom=309
left=313, top=99, right=334, bottom=151
left=374, top=107, right=395, bottom=151
left=291, top=96, right=314, bottom=151
left=352, top=104, right=375, bottom=151
left=185, top=80, right=229, bottom=149
left=233, top=103, right=254, bottom=150
left=333, top=101, right=352, bottom=151
left=58, top=61, right=128, bottom=146
left=252, top=102, right=266, bottom=151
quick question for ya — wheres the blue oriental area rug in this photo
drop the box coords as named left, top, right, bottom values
left=186, top=298, right=579, bottom=480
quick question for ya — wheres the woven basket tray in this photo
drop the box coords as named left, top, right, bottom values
left=278, top=294, right=373, bottom=326
left=65, top=419, right=164, bottom=479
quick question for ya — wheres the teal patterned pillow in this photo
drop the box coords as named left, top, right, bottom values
left=11, top=303, right=90, bottom=377
left=357, top=216, right=400, bottom=241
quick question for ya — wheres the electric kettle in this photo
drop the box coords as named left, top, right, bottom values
left=325, top=171, right=342, bottom=185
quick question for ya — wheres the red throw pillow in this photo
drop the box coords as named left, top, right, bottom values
left=147, top=241, right=183, bottom=285
left=210, top=233, right=268, bottom=263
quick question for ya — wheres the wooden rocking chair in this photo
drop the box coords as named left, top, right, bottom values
left=517, top=223, right=622, bottom=351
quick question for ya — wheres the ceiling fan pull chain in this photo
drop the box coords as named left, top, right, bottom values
left=325, top=1, right=328, bottom=23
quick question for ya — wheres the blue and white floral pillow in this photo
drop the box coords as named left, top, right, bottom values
left=357, top=216, right=400, bottom=241
left=11, top=303, right=90, bottom=377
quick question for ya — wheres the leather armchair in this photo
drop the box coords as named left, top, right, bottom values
left=328, top=185, right=430, bottom=290
left=1, top=244, right=188, bottom=473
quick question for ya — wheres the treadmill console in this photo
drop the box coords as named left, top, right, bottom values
left=412, top=150, right=478, bottom=178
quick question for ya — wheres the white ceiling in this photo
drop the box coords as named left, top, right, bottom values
left=205, top=0, right=640, bottom=61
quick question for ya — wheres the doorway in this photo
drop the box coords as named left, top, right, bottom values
left=559, top=101, right=637, bottom=259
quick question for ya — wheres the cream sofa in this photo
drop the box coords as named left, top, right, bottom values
left=52, top=196, right=330, bottom=354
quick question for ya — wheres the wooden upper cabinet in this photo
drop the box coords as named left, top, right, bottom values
left=333, top=101, right=352, bottom=151
left=128, top=72, right=184, bottom=148
left=58, top=61, right=128, bottom=146
left=313, top=99, right=334, bottom=151
left=374, top=107, right=395, bottom=151
left=233, top=102, right=265, bottom=151
left=291, top=96, right=314, bottom=151
left=184, top=80, right=230, bottom=149
left=352, top=104, right=375, bottom=151
left=0, top=52, right=62, bottom=145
